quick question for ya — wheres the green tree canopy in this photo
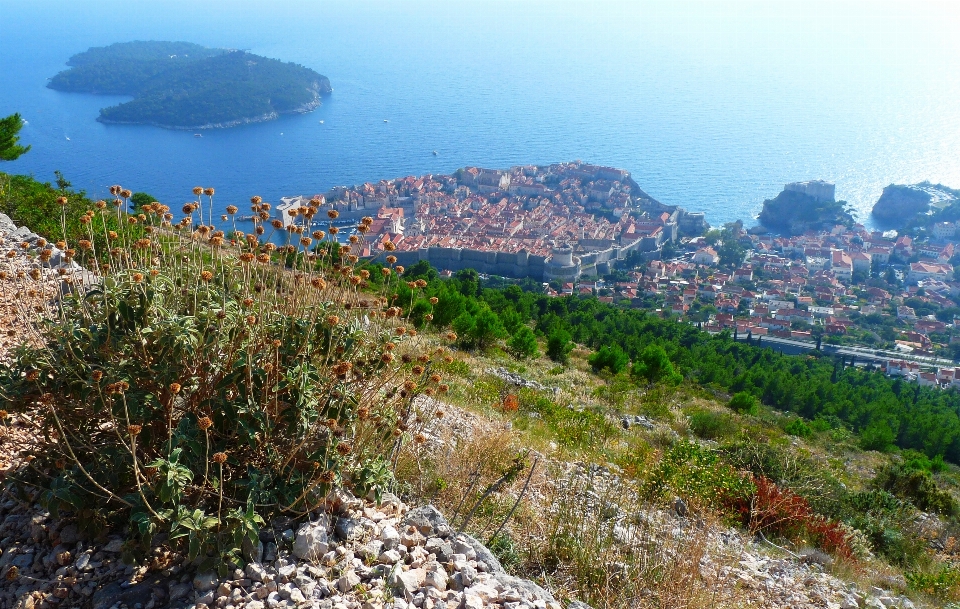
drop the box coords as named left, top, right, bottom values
left=506, top=325, right=540, bottom=360
left=0, top=113, right=30, bottom=161
left=546, top=328, right=574, bottom=364
left=631, top=344, right=682, bottom=385
left=588, top=345, right=629, bottom=375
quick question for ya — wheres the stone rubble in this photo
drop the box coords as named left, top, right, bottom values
left=487, top=369, right=555, bottom=395
left=0, top=491, right=566, bottom=609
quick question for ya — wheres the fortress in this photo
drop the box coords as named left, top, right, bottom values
left=784, top=180, right=836, bottom=203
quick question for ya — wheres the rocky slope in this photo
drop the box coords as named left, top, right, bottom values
left=871, top=183, right=960, bottom=228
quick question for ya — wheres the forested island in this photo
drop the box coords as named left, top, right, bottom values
left=48, top=41, right=332, bottom=129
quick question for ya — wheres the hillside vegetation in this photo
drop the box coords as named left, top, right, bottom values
left=48, top=41, right=331, bottom=128
left=3, top=178, right=960, bottom=607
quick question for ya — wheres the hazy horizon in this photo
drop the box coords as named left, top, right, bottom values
left=3, top=0, right=960, bottom=226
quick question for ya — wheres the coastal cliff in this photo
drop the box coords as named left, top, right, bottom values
left=871, top=182, right=960, bottom=228
left=757, top=180, right=853, bottom=235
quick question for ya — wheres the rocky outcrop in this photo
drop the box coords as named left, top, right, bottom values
left=757, top=181, right=853, bottom=235
left=871, top=182, right=959, bottom=227
left=0, top=486, right=567, bottom=609
left=871, top=184, right=932, bottom=223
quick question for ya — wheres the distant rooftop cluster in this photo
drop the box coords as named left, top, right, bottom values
left=283, top=161, right=705, bottom=281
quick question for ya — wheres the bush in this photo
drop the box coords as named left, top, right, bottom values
left=630, top=344, right=682, bottom=385
left=588, top=345, right=629, bottom=375
left=688, top=409, right=737, bottom=440
left=783, top=418, right=813, bottom=438
left=906, top=565, right=960, bottom=602
left=0, top=190, right=447, bottom=567
left=728, top=391, right=759, bottom=416
left=872, top=464, right=958, bottom=517
left=736, top=475, right=853, bottom=559
left=545, top=328, right=573, bottom=364
left=839, top=490, right=929, bottom=568
left=644, top=441, right=755, bottom=513
left=506, top=325, right=540, bottom=360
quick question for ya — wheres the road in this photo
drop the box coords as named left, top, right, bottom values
left=725, top=332, right=957, bottom=368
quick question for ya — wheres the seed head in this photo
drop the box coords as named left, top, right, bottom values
left=198, top=417, right=213, bottom=430
left=203, top=187, right=215, bottom=196
left=326, top=315, right=341, bottom=326
left=381, top=352, right=395, bottom=363
left=329, top=226, right=339, bottom=234
left=327, top=209, right=339, bottom=219
left=127, top=424, right=142, bottom=436
left=336, top=442, right=352, bottom=456
left=212, top=452, right=227, bottom=464
left=412, top=365, right=425, bottom=375
left=57, top=196, right=68, bottom=206
left=192, top=186, right=203, bottom=196
left=169, top=382, right=182, bottom=394
left=200, top=270, right=214, bottom=282
left=319, top=471, right=335, bottom=483
left=251, top=195, right=262, bottom=204
left=132, top=273, right=144, bottom=283
left=383, top=241, right=396, bottom=252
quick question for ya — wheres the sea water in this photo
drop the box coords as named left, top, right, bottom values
left=2, top=0, right=960, bottom=229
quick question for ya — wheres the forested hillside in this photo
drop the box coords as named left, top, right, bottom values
left=393, top=262, right=960, bottom=461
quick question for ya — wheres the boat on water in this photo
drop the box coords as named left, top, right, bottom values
left=383, top=119, right=389, bottom=123
left=194, top=133, right=202, bottom=138
left=319, top=120, right=324, bottom=124
left=65, top=136, right=70, bottom=141
left=432, top=150, right=438, bottom=156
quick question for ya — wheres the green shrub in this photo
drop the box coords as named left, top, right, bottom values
left=630, top=344, right=682, bottom=385
left=0, top=192, right=443, bottom=568
left=906, top=565, right=960, bottom=601
left=546, top=328, right=573, bottom=364
left=838, top=490, right=928, bottom=567
left=644, top=441, right=754, bottom=514
left=783, top=418, right=813, bottom=438
left=728, top=391, right=759, bottom=416
left=588, top=344, right=629, bottom=375
left=506, top=325, right=540, bottom=360
left=688, top=409, right=737, bottom=440
left=872, top=464, right=958, bottom=517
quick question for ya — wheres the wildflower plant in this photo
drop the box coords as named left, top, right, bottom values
left=0, top=188, right=447, bottom=567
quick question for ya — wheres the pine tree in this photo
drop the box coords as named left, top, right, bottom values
left=0, top=113, right=30, bottom=161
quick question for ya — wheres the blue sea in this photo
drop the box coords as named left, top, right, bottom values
left=2, top=0, right=960, bottom=229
